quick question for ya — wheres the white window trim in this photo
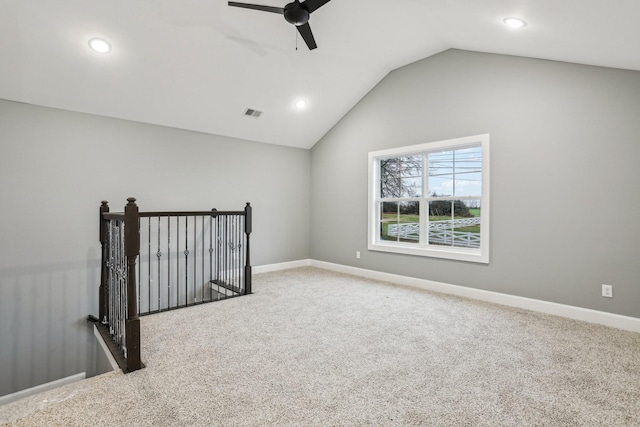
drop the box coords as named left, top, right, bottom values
left=368, top=134, right=490, bottom=264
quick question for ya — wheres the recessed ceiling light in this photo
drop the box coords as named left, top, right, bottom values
left=89, top=38, right=112, bottom=53
left=295, top=99, right=307, bottom=109
left=503, top=17, right=527, bottom=29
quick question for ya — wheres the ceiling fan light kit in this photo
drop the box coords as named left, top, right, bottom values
left=228, top=0, right=332, bottom=50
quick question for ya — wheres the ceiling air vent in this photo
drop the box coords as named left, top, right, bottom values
left=244, top=108, right=263, bottom=118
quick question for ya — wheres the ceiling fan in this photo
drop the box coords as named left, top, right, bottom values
left=228, top=0, right=331, bottom=50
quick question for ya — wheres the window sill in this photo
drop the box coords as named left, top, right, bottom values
left=368, top=241, right=489, bottom=264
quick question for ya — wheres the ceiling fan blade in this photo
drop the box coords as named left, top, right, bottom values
left=228, top=2, right=284, bottom=14
left=296, top=22, right=317, bottom=50
left=300, top=0, right=331, bottom=13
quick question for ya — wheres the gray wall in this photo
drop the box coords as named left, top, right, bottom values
left=311, top=49, right=640, bottom=318
left=0, top=100, right=310, bottom=396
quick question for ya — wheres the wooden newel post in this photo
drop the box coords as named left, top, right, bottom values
left=99, top=201, right=109, bottom=324
left=244, top=203, right=252, bottom=295
left=124, top=197, right=142, bottom=372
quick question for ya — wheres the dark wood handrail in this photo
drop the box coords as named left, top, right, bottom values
left=105, top=211, right=245, bottom=218
left=102, top=212, right=125, bottom=220
left=139, top=210, right=245, bottom=217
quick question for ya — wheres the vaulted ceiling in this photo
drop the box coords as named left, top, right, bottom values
left=1, top=0, right=639, bottom=149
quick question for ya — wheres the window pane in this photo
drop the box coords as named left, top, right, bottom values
left=381, top=156, right=422, bottom=198
left=380, top=201, right=420, bottom=243
left=429, top=147, right=482, bottom=197
left=453, top=146, right=482, bottom=197
left=452, top=200, right=481, bottom=248
left=428, top=199, right=482, bottom=248
left=400, top=156, right=422, bottom=177
left=428, top=200, right=453, bottom=246
left=428, top=151, right=453, bottom=197
left=399, top=177, right=422, bottom=197
left=397, top=201, right=420, bottom=242
left=380, top=202, right=398, bottom=241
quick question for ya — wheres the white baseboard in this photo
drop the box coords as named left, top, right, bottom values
left=308, top=260, right=640, bottom=333
left=253, top=259, right=311, bottom=274
left=0, top=372, right=86, bottom=406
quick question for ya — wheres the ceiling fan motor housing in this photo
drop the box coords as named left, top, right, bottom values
left=284, top=2, right=310, bottom=26
left=228, top=0, right=332, bottom=49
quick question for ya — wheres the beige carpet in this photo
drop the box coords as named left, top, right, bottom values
left=2, top=267, right=639, bottom=426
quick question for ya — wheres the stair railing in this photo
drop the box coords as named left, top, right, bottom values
left=97, top=197, right=252, bottom=373
left=98, top=198, right=142, bottom=372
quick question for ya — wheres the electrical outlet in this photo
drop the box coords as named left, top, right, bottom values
left=602, top=284, right=613, bottom=298
left=356, top=251, right=361, bottom=259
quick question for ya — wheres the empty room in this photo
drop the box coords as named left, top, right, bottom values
left=1, top=1, right=639, bottom=425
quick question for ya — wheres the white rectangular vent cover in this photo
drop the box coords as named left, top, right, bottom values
left=244, top=108, right=262, bottom=118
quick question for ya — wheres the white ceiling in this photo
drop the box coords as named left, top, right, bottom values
left=2, top=0, right=639, bottom=149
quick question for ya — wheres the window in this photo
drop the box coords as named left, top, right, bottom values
left=368, top=134, right=490, bottom=263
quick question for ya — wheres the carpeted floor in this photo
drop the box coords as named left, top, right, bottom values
left=2, top=267, right=639, bottom=426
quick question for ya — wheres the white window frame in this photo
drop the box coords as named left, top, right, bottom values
left=368, top=134, right=490, bottom=264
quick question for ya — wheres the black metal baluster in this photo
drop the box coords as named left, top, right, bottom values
left=234, top=214, right=237, bottom=293
left=233, top=214, right=237, bottom=291
left=228, top=215, right=232, bottom=292
left=214, top=212, right=218, bottom=300
left=184, top=216, right=188, bottom=307
left=229, top=215, right=233, bottom=292
left=240, top=213, right=244, bottom=293
left=113, top=221, right=119, bottom=338
left=148, top=217, right=151, bottom=315
left=112, top=221, right=116, bottom=339
left=138, top=220, right=141, bottom=316
left=239, top=214, right=243, bottom=293
left=121, top=221, right=126, bottom=350
left=110, top=221, right=115, bottom=333
left=107, top=221, right=111, bottom=328
left=230, top=215, right=234, bottom=292
left=238, top=214, right=241, bottom=293
left=117, top=221, right=123, bottom=348
left=216, top=215, right=220, bottom=298
left=227, top=215, right=235, bottom=296
left=220, top=215, right=224, bottom=299
left=120, top=221, right=124, bottom=344
left=121, top=222, right=124, bottom=343
left=229, top=215, right=232, bottom=292
left=209, top=214, right=213, bottom=302
left=234, top=214, right=238, bottom=292
left=201, top=215, right=205, bottom=303
left=229, top=214, right=233, bottom=292
left=115, top=222, right=119, bottom=336
left=233, top=214, right=237, bottom=293
left=176, top=216, right=180, bottom=308
left=167, top=217, right=171, bottom=311
left=194, top=215, right=197, bottom=304
left=218, top=215, right=222, bottom=298
left=108, top=221, right=114, bottom=332
left=224, top=215, right=228, bottom=298
left=157, top=217, right=161, bottom=313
